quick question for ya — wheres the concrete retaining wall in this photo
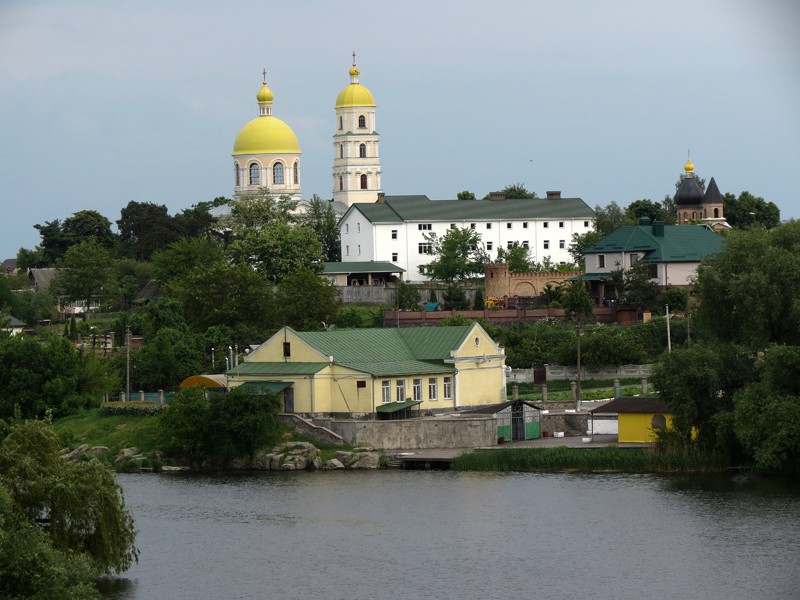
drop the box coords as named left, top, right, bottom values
left=279, top=414, right=345, bottom=446
left=320, top=417, right=497, bottom=450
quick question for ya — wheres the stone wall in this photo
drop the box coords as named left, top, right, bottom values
left=279, top=414, right=345, bottom=446
left=320, top=416, right=496, bottom=450
left=484, top=263, right=581, bottom=299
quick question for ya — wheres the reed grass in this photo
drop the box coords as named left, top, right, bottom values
left=453, top=445, right=728, bottom=473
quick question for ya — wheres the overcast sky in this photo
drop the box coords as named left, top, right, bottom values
left=1, top=0, right=798, bottom=259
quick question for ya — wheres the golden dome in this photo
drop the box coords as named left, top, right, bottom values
left=684, top=158, right=695, bottom=173
left=336, top=62, right=376, bottom=108
left=233, top=116, right=301, bottom=155
left=256, top=83, right=273, bottom=103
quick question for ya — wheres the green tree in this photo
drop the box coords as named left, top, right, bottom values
left=62, top=210, right=117, bottom=251
left=694, top=221, right=800, bottom=347
left=0, top=483, right=101, bottom=599
left=223, top=189, right=324, bottom=282
left=117, top=201, right=182, bottom=260
left=396, top=281, right=422, bottom=310
left=276, top=268, right=342, bottom=331
left=159, top=386, right=282, bottom=465
left=495, top=242, right=532, bottom=272
left=174, top=262, right=275, bottom=343
left=456, top=190, right=476, bottom=200
left=421, top=227, right=487, bottom=282
left=625, top=199, right=671, bottom=224
left=661, top=287, right=689, bottom=314
left=53, top=239, right=115, bottom=316
left=15, top=245, right=47, bottom=270
left=0, top=420, right=138, bottom=574
left=173, top=200, right=219, bottom=238
left=473, top=288, right=485, bottom=310
left=723, top=191, right=780, bottom=229
left=562, top=278, right=594, bottom=408
left=492, top=183, right=536, bottom=199
left=620, top=260, right=660, bottom=310
left=133, top=327, right=205, bottom=390
left=733, top=345, right=800, bottom=474
left=442, top=282, right=469, bottom=310
left=151, top=237, right=224, bottom=287
left=302, top=194, right=341, bottom=261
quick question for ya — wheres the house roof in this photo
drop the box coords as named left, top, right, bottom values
left=2, top=258, right=17, bottom=275
left=463, top=399, right=544, bottom=415
left=584, top=223, right=724, bottom=263
left=28, top=268, right=59, bottom=290
left=347, top=195, right=594, bottom=224
left=704, top=177, right=723, bottom=205
left=293, top=326, right=475, bottom=375
left=2, top=314, right=26, bottom=328
left=589, top=396, right=670, bottom=414
left=180, top=374, right=228, bottom=389
left=322, top=261, right=405, bottom=274
left=376, top=399, right=423, bottom=413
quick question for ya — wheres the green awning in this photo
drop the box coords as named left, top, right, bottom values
left=237, top=381, right=292, bottom=394
left=376, top=400, right=423, bottom=413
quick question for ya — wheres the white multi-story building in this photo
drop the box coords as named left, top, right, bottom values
left=339, top=192, right=595, bottom=282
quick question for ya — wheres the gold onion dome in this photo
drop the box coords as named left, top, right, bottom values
left=336, top=60, right=376, bottom=108
left=233, top=80, right=300, bottom=155
left=684, top=158, right=695, bottom=173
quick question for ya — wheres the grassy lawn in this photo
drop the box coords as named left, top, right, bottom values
left=53, top=408, right=163, bottom=457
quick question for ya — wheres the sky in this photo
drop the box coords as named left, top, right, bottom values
left=1, top=0, right=798, bottom=260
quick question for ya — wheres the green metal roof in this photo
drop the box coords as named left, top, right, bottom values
left=292, top=326, right=472, bottom=375
left=584, top=224, right=724, bottom=263
left=322, top=261, right=405, bottom=274
left=376, top=399, right=423, bottom=413
left=229, top=362, right=328, bottom=376
left=350, top=195, right=594, bottom=224
left=238, top=381, right=292, bottom=393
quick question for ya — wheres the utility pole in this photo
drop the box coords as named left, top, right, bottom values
left=666, top=303, right=672, bottom=352
left=125, top=326, right=131, bottom=402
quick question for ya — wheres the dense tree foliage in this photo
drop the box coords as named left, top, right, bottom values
left=652, top=221, right=800, bottom=473
left=495, top=242, right=532, bottom=272
left=396, top=281, right=422, bottom=310
left=159, top=386, right=282, bottom=465
left=53, top=239, right=116, bottom=314
left=722, top=191, right=780, bottom=229
left=421, top=227, right=487, bottom=282
left=456, top=190, right=476, bottom=200
left=0, top=420, right=138, bottom=577
left=276, top=269, right=342, bottom=331
left=0, top=335, right=117, bottom=419
left=302, top=195, right=341, bottom=262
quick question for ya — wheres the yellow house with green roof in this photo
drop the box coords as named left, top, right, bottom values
left=227, top=323, right=507, bottom=417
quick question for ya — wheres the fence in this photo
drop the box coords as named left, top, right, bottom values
left=114, top=391, right=175, bottom=404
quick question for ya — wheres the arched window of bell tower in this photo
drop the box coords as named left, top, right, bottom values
left=249, top=163, right=260, bottom=186
left=359, top=143, right=366, bottom=158
left=273, top=162, right=285, bottom=185
left=235, top=162, right=241, bottom=187
left=339, top=175, right=344, bottom=191
left=339, top=116, right=343, bottom=130
left=358, top=115, right=366, bottom=128
left=360, top=174, right=368, bottom=189
left=714, top=207, right=719, bottom=218
left=293, top=161, right=299, bottom=185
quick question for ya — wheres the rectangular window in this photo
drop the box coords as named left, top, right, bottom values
left=346, top=245, right=350, bottom=256
left=282, top=342, right=291, bottom=357
left=543, top=222, right=549, bottom=228
left=507, top=241, right=514, bottom=249
left=450, top=223, right=456, bottom=229
left=381, top=381, right=391, bottom=403
left=391, top=229, right=398, bottom=239
left=559, top=240, right=565, bottom=249
left=357, top=380, right=367, bottom=389
left=396, top=380, right=406, bottom=402
left=523, top=222, right=528, bottom=229
left=428, top=378, right=438, bottom=401
left=584, top=220, right=590, bottom=227
left=630, top=254, right=639, bottom=266
left=522, top=241, right=529, bottom=249
left=413, top=379, right=422, bottom=401
left=357, top=245, right=361, bottom=256
left=543, top=240, right=550, bottom=250
left=418, top=242, right=433, bottom=254
left=598, top=254, right=606, bottom=268
left=486, top=223, right=492, bottom=230
left=486, top=241, right=493, bottom=251
left=648, top=264, right=658, bottom=278
left=506, top=223, right=512, bottom=229
left=345, top=224, right=349, bottom=234
left=470, top=223, right=476, bottom=229
left=391, top=252, right=398, bottom=262
left=357, top=223, right=361, bottom=233
left=443, top=377, right=453, bottom=400
left=418, top=223, right=432, bottom=231
left=559, top=221, right=565, bottom=228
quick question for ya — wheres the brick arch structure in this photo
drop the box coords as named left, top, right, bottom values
left=485, top=263, right=581, bottom=300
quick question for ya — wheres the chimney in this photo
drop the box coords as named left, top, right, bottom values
left=377, top=192, right=385, bottom=203
left=639, top=216, right=652, bottom=226
left=546, top=191, right=561, bottom=199
left=489, top=192, right=506, bottom=201
left=652, top=220, right=664, bottom=237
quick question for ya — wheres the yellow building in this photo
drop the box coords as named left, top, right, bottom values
left=227, top=323, right=507, bottom=417
left=590, top=396, right=673, bottom=443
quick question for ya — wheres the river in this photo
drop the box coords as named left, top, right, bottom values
left=100, top=470, right=800, bottom=600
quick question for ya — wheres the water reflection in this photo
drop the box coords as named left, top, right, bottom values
left=105, top=471, right=800, bottom=600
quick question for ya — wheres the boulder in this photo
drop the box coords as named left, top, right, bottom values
left=114, top=447, right=140, bottom=464
left=325, top=458, right=345, bottom=470
left=89, top=446, right=110, bottom=455
left=61, top=444, right=89, bottom=462
left=347, top=452, right=381, bottom=469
